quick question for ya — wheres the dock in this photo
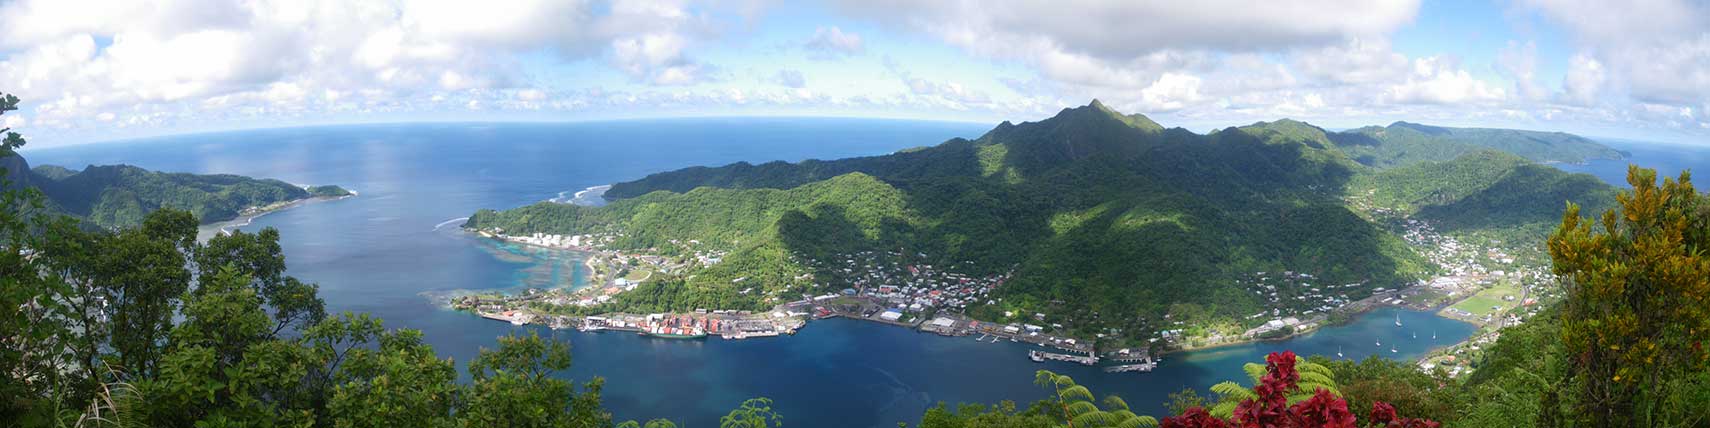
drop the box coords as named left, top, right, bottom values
left=1029, top=350, right=1099, bottom=366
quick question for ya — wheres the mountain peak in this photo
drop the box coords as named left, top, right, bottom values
left=1050, top=99, right=1163, bottom=133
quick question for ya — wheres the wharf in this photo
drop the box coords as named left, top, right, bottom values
left=1029, top=350, right=1099, bottom=365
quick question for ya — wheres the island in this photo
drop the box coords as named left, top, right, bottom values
left=460, top=100, right=1619, bottom=376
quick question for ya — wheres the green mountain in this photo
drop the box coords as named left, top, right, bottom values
left=1348, top=150, right=1619, bottom=245
left=465, top=101, right=1618, bottom=338
left=1329, top=121, right=1625, bottom=168
left=11, top=161, right=350, bottom=229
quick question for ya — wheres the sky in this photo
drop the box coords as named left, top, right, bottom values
left=1, top=0, right=1707, bottom=148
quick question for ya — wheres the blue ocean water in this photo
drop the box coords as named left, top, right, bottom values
left=25, top=119, right=1481, bottom=427
left=1556, top=139, right=1710, bottom=188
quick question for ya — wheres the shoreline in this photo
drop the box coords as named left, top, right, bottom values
left=196, top=191, right=357, bottom=241
left=459, top=229, right=1498, bottom=372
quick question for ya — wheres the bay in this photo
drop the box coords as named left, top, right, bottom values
left=25, top=119, right=1479, bottom=427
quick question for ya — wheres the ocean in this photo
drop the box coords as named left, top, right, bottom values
left=24, top=118, right=1499, bottom=426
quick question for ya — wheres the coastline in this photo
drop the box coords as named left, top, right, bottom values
left=196, top=191, right=357, bottom=242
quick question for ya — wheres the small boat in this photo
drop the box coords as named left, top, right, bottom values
left=1375, top=339, right=1381, bottom=346
left=1432, top=330, right=1437, bottom=339
left=1390, top=344, right=1397, bottom=353
left=1337, top=346, right=1344, bottom=358
left=1412, top=332, right=1417, bottom=339
left=1395, top=313, right=1402, bottom=327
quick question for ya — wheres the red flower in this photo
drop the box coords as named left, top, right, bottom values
left=1369, top=402, right=1398, bottom=426
left=1286, top=388, right=1356, bottom=428
left=1264, top=351, right=1301, bottom=390
left=1162, top=407, right=1230, bottom=428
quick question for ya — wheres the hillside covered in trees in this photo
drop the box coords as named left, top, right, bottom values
left=465, top=101, right=1620, bottom=337
left=6, top=154, right=350, bottom=229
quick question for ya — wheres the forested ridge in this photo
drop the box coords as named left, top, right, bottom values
left=6, top=157, right=350, bottom=230
left=467, top=100, right=1620, bottom=337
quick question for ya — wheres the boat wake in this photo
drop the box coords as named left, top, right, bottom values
left=433, top=217, right=470, bottom=231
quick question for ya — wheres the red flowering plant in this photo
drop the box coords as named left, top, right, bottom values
left=1163, top=351, right=1439, bottom=428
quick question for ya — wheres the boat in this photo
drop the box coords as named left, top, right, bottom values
left=1412, top=331, right=1417, bottom=339
left=642, top=331, right=708, bottom=340
left=1337, top=346, right=1344, bottom=358
left=1395, top=313, right=1402, bottom=327
left=1432, top=330, right=1437, bottom=339
left=1390, top=344, right=1397, bottom=353
left=1029, top=351, right=1045, bottom=362
left=1375, top=339, right=1381, bottom=346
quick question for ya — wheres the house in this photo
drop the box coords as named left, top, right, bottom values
left=879, top=310, right=903, bottom=321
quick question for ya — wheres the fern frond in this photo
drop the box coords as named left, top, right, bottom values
left=1242, top=363, right=1266, bottom=383
left=1210, top=381, right=1256, bottom=402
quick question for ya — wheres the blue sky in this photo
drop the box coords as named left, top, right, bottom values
left=2, top=0, right=1706, bottom=148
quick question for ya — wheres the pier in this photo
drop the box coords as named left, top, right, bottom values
left=1029, top=350, right=1099, bottom=365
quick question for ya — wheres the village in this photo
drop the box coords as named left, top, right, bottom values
left=463, top=213, right=1558, bottom=378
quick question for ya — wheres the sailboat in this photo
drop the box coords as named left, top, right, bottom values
left=1395, top=313, right=1402, bottom=327
left=1375, top=339, right=1381, bottom=346
left=1432, top=330, right=1437, bottom=340
left=1390, top=344, right=1397, bottom=353
left=1337, top=346, right=1344, bottom=358
left=1412, top=331, right=1417, bottom=339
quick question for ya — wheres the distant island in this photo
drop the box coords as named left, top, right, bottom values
left=462, top=100, right=1618, bottom=360
left=2, top=152, right=352, bottom=229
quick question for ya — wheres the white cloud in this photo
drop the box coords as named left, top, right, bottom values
left=1385, top=57, right=1507, bottom=104
left=1562, top=53, right=1607, bottom=106
left=0, top=0, right=726, bottom=137
left=840, top=0, right=1418, bottom=59
left=1497, top=40, right=1547, bottom=100
left=1292, top=38, right=1408, bottom=85
left=1139, top=73, right=1203, bottom=111
left=515, top=88, right=548, bottom=101
left=1522, top=0, right=1710, bottom=105
left=804, top=26, right=864, bottom=58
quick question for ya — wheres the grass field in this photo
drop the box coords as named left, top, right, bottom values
left=1447, top=281, right=1522, bottom=318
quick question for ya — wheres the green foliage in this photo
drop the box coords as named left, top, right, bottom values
left=719, top=398, right=783, bottom=428
left=306, top=185, right=352, bottom=198
left=1034, top=370, right=1158, bottom=428
left=1331, top=121, right=1624, bottom=168
left=917, top=401, right=1056, bottom=428
left=1317, top=356, right=1458, bottom=426
left=1206, top=356, right=1338, bottom=418
left=1546, top=166, right=1710, bottom=426
left=28, top=164, right=316, bottom=229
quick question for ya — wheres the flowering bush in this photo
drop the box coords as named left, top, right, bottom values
left=1161, top=351, right=1437, bottom=428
